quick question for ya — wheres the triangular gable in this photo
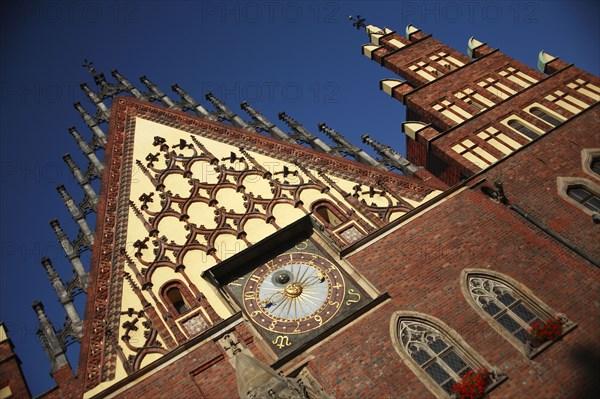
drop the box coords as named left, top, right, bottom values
left=78, top=97, right=442, bottom=394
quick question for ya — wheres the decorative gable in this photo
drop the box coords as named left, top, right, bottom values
left=78, top=97, right=442, bottom=393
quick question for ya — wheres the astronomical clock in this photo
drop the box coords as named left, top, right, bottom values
left=207, top=217, right=381, bottom=361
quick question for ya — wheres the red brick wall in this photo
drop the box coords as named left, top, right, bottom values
left=329, top=187, right=600, bottom=398
left=0, top=337, right=32, bottom=399
left=481, top=106, right=600, bottom=259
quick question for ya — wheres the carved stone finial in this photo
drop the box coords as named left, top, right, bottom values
left=241, top=102, right=293, bottom=142
left=361, top=134, right=418, bottom=175
left=205, top=92, right=250, bottom=129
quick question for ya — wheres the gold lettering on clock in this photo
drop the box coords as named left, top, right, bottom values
left=244, top=291, right=256, bottom=300
left=345, top=289, right=361, bottom=305
left=250, top=310, right=261, bottom=317
left=314, top=315, right=323, bottom=326
left=272, top=335, right=292, bottom=349
left=328, top=300, right=340, bottom=309
left=269, top=320, right=278, bottom=330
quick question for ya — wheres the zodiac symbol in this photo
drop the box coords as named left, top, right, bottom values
left=346, top=288, right=361, bottom=305
left=272, top=335, right=292, bottom=349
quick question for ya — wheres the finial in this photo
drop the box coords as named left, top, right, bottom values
left=348, top=15, right=366, bottom=30
left=82, top=59, right=96, bottom=75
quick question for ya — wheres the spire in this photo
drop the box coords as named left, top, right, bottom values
left=278, top=112, right=332, bottom=153
left=205, top=92, right=251, bottom=130
left=56, top=185, right=94, bottom=246
left=171, top=84, right=214, bottom=119
left=67, top=126, right=104, bottom=176
left=361, top=134, right=419, bottom=176
left=73, top=102, right=107, bottom=147
left=318, top=123, right=383, bottom=167
left=235, top=353, right=307, bottom=399
left=80, top=83, right=110, bottom=118
left=49, top=219, right=89, bottom=289
left=111, top=70, right=144, bottom=99
left=140, top=75, right=176, bottom=108
left=40, top=258, right=83, bottom=338
left=240, top=101, right=294, bottom=143
left=62, top=154, right=99, bottom=211
left=32, top=301, right=69, bottom=373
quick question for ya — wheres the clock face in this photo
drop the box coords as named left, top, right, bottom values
left=241, top=252, right=345, bottom=334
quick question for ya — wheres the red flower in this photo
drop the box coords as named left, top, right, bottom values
left=528, top=317, right=562, bottom=342
left=452, top=368, right=490, bottom=399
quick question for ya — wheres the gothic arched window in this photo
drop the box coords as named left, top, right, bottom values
left=507, top=119, right=539, bottom=140
left=461, top=270, right=575, bottom=357
left=529, top=107, right=562, bottom=127
left=311, top=201, right=346, bottom=228
left=161, top=281, right=193, bottom=316
left=390, top=312, right=504, bottom=398
left=591, top=155, right=600, bottom=176
left=567, top=185, right=600, bottom=212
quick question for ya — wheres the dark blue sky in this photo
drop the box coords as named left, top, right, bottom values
left=1, top=0, right=598, bottom=395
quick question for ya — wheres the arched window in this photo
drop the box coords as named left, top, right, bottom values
left=166, top=286, right=189, bottom=314
left=591, top=155, right=600, bottom=176
left=567, top=185, right=600, bottom=212
left=529, top=107, right=562, bottom=127
left=461, top=270, right=575, bottom=357
left=161, top=281, right=194, bottom=316
left=581, top=149, right=600, bottom=180
left=391, top=312, right=504, bottom=398
left=311, top=201, right=346, bottom=228
left=507, top=119, right=539, bottom=140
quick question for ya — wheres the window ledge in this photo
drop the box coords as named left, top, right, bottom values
left=449, top=369, right=508, bottom=399
left=526, top=316, right=577, bottom=359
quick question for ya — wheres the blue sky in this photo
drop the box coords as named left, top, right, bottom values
left=1, top=0, right=598, bottom=395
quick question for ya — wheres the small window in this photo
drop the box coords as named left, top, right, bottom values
left=312, top=201, right=346, bottom=228
left=591, top=156, right=600, bottom=176
left=529, top=107, right=561, bottom=127
left=166, top=286, right=189, bottom=314
left=315, top=206, right=343, bottom=227
left=567, top=185, right=600, bottom=212
left=507, top=120, right=539, bottom=140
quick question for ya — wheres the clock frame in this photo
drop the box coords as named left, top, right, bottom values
left=241, top=252, right=346, bottom=335
left=206, top=216, right=383, bottom=362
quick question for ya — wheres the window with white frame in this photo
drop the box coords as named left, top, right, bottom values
left=477, top=76, right=517, bottom=100
left=497, top=66, right=538, bottom=89
left=452, top=138, right=497, bottom=169
left=502, top=117, right=544, bottom=140
left=454, top=88, right=495, bottom=113
left=432, top=99, right=472, bottom=124
left=544, top=90, right=590, bottom=115
left=566, top=78, right=600, bottom=102
left=428, top=51, right=464, bottom=71
left=409, top=61, right=440, bottom=81
left=526, top=105, right=564, bottom=127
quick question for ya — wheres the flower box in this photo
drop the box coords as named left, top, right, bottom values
left=452, top=368, right=490, bottom=399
